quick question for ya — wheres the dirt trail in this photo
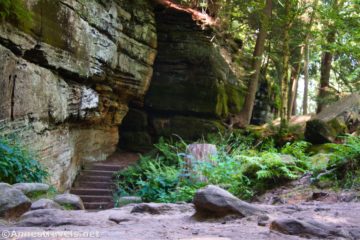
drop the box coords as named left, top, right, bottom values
left=1, top=198, right=360, bottom=240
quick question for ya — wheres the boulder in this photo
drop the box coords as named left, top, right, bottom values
left=131, top=203, right=173, bottom=215
left=193, top=185, right=263, bottom=218
left=54, top=194, right=84, bottom=210
left=184, top=144, right=218, bottom=182
left=17, top=209, right=90, bottom=227
left=13, top=183, right=49, bottom=195
left=31, top=199, right=63, bottom=210
left=130, top=203, right=194, bottom=215
left=305, top=93, right=360, bottom=144
left=0, top=183, right=31, bottom=219
left=270, top=218, right=349, bottom=238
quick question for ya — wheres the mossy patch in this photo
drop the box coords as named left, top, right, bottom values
left=28, top=186, right=58, bottom=202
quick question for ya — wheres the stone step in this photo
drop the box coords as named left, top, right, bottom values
left=80, top=170, right=115, bottom=177
left=70, top=188, right=113, bottom=196
left=86, top=163, right=123, bottom=172
left=79, top=195, right=113, bottom=202
left=77, top=175, right=113, bottom=182
left=83, top=202, right=113, bottom=210
left=75, top=181, right=115, bottom=189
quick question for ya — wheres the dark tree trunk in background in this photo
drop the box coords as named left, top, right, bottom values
left=303, top=42, right=309, bottom=114
left=288, top=46, right=304, bottom=118
left=317, top=36, right=335, bottom=113
left=237, top=0, right=272, bottom=126
left=317, top=0, right=339, bottom=113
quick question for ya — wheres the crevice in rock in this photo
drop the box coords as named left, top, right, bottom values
left=10, top=75, right=16, bottom=121
left=0, top=37, right=23, bottom=56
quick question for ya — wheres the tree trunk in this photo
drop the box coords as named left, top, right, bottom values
left=288, top=46, right=304, bottom=119
left=303, top=42, right=309, bottom=115
left=317, top=35, right=335, bottom=113
left=301, top=0, right=318, bottom=115
left=236, top=0, right=272, bottom=126
left=292, top=76, right=298, bottom=115
left=280, top=0, right=291, bottom=129
left=316, top=0, right=339, bottom=113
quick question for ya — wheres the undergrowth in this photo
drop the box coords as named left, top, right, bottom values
left=0, top=137, right=48, bottom=184
left=312, top=134, right=360, bottom=189
left=114, top=132, right=311, bottom=203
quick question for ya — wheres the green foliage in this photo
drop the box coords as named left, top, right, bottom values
left=0, top=137, right=48, bottom=184
left=0, top=0, right=32, bottom=29
left=27, top=185, right=58, bottom=201
left=312, top=135, right=360, bottom=189
left=281, top=141, right=311, bottom=161
left=115, top=132, right=310, bottom=202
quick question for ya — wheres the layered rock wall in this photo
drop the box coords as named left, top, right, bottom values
left=0, top=0, right=156, bottom=190
left=120, top=5, right=245, bottom=151
left=0, top=0, right=246, bottom=188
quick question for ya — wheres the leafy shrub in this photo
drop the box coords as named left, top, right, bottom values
left=0, top=138, right=48, bottom=184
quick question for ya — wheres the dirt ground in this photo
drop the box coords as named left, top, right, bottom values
left=1, top=199, right=360, bottom=240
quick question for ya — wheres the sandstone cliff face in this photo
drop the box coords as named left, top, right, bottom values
left=0, top=0, right=156, bottom=190
left=120, top=5, right=245, bottom=152
left=0, top=0, right=245, bottom=189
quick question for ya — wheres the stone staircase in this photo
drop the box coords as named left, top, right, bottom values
left=71, top=162, right=123, bottom=210
left=70, top=152, right=139, bottom=210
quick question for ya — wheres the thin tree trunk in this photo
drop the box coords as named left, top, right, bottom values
left=317, top=33, right=335, bottom=113
left=288, top=46, right=304, bottom=119
left=236, top=0, right=272, bottom=126
left=301, top=0, right=318, bottom=115
left=292, top=76, right=298, bottom=115
left=280, top=0, right=291, bottom=129
left=303, top=42, right=309, bottom=114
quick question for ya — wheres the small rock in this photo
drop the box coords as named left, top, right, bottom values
left=269, top=196, right=286, bottom=205
left=131, top=203, right=172, bottom=214
left=17, top=209, right=90, bottom=227
left=258, top=214, right=270, bottom=226
left=314, top=207, right=330, bottom=212
left=193, top=185, right=264, bottom=218
left=108, top=216, right=133, bottom=224
left=0, top=183, right=31, bottom=219
left=117, top=196, right=142, bottom=206
left=258, top=221, right=267, bottom=227
left=13, top=183, right=49, bottom=195
left=270, top=218, right=348, bottom=238
left=311, top=191, right=329, bottom=200
left=339, top=192, right=358, bottom=202
left=54, top=194, right=84, bottom=210
left=31, top=199, right=63, bottom=210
